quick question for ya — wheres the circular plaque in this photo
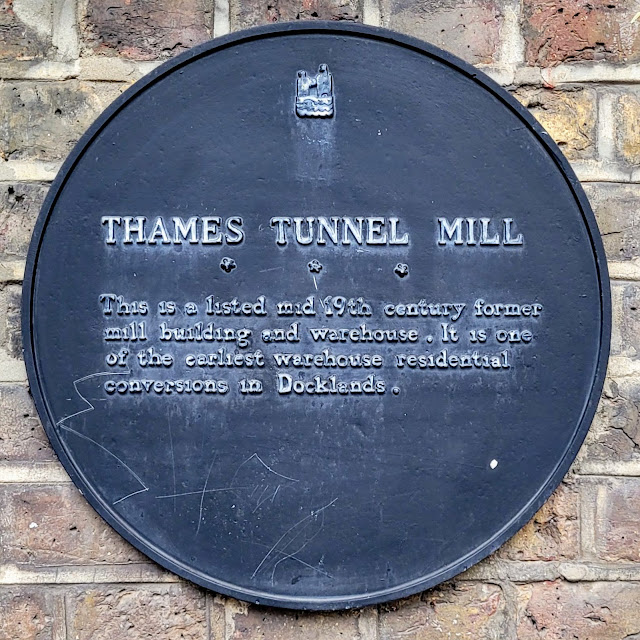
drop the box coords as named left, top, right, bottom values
left=23, top=23, right=610, bottom=610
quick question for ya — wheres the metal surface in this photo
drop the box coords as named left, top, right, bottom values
left=23, top=22, right=611, bottom=610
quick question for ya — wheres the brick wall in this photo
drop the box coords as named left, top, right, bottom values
left=1, top=1, right=638, bottom=638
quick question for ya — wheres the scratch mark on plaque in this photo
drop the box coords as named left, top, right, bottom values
left=252, top=542, right=332, bottom=579
left=232, top=453, right=299, bottom=484
left=252, top=485, right=271, bottom=513
left=156, top=486, right=249, bottom=499
left=259, top=267, right=285, bottom=273
left=276, top=552, right=331, bottom=579
left=252, top=497, right=337, bottom=579
left=55, top=371, right=148, bottom=505
left=270, top=510, right=327, bottom=584
left=197, top=455, right=218, bottom=535
left=113, top=487, right=149, bottom=505
left=56, top=370, right=129, bottom=426
left=253, top=486, right=284, bottom=513
left=230, top=453, right=298, bottom=513
left=313, top=275, right=318, bottom=291
left=58, top=424, right=149, bottom=504
left=167, top=416, right=177, bottom=513
left=158, top=454, right=296, bottom=516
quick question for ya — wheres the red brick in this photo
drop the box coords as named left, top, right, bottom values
left=0, top=0, right=53, bottom=62
left=592, top=478, right=640, bottom=562
left=81, top=0, right=212, bottom=60
left=499, top=483, right=579, bottom=561
left=229, top=603, right=366, bottom=639
left=382, top=0, right=505, bottom=65
left=0, top=384, right=55, bottom=461
left=230, top=0, right=361, bottom=30
left=67, top=584, right=207, bottom=640
left=522, top=0, right=640, bottom=67
left=379, top=582, right=507, bottom=639
left=0, top=587, right=61, bottom=640
left=517, top=580, right=640, bottom=639
left=0, top=484, right=144, bottom=565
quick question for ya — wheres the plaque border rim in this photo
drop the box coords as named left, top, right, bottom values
left=22, top=21, right=612, bottom=611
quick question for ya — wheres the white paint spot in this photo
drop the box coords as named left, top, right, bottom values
left=29, top=522, right=38, bottom=529
left=490, top=459, right=498, bottom=470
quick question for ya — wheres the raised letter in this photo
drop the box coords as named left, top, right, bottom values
left=123, top=217, right=146, bottom=244
left=342, top=217, right=364, bottom=245
left=389, top=217, right=409, bottom=245
left=148, top=217, right=171, bottom=244
left=173, top=217, right=198, bottom=244
left=102, top=216, right=121, bottom=244
left=293, top=217, right=314, bottom=244
left=202, top=217, right=222, bottom=244
left=271, top=217, right=292, bottom=245
left=466, top=218, right=477, bottom=245
left=438, top=217, right=463, bottom=245
left=503, top=218, right=524, bottom=245
left=225, top=216, right=244, bottom=244
left=366, top=217, right=387, bottom=244
left=480, top=218, right=500, bottom=245
left=317, top=217, right=340, bottom=244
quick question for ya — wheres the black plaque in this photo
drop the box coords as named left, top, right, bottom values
left=23, top=23, right=610, bottom=610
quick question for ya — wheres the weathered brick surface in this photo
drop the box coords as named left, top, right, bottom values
left=379, top=583, right=507, bottom=639
left=578, top=379, right=640, bottom=470
left=381, top=0, right=505, bottom=65
left=0, top=0, right=53, bottom=62
left=614, top=92, right=640, bottom=165
left=229, top=603, right=367, bottom=639
left=81, top=0, right=212, bottom=60
left=231, top=0, right=361, bottom=30
left=209, top=597, right=227, bottom=639
left=517, top=580, right=640, bottom=639
left=66, top=584, right=207, bottom=640
left=0, top=81, right=125, bottom=162
left=522, top=0, right=640, bottom=67
left=0, top=183, right=47, bottom=260
left=611, top=282, right=640, bottom=359
left=0, top=484, right=145, bottom=565
left=584, top=183, right=640, bottom=262
left=0, top=587, right=60, bottom=640
left=498, top=482, right=579, bottom=561
left=0, top=283, right=21, bottom=360
left=0, top=384, right=54, bottom=461
left=512, top=86, right=596, bottom=160
left=590, top=478, right=640, bottom=562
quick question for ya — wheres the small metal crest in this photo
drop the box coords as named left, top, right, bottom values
left=295, top=64, right=334, bottom=118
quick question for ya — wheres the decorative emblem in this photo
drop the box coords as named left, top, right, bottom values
left=308, top=259, right=323, bottom=273
left=394, top=263, right=409, bottom=278
left=296, top=64, right=334, bottom=118
left=220, top=257, right=236, bottom=273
